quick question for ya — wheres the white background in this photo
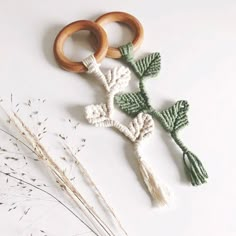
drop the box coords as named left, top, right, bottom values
left=0, top=0, right=236, bottom=235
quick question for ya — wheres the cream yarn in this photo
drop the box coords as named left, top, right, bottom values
left=83, top=55, right=169, bottom=206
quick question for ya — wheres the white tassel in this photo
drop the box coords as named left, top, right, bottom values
left=135, top=143, right=170, bottom=206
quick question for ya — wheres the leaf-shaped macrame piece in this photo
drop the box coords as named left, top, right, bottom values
left=105, top=66, right=131, bottom=93
left=115, top=92, right=150, bottom=117
left=85, top=104, right=111, bottom=127
left=128, top=113, right=154, bottom=142
left=135, top=52, right=161, bottom=78
left=158, top=100, right=189, bottom=133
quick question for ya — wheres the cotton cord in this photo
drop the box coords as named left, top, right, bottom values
left=115, top=43, right=208, bottom=186
left=134, top=142, right=170, bottom=206
left=82, top=55, right=170, bottom=205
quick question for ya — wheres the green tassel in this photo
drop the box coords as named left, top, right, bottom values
left=183, top=151, right=208, bottom=186
left=170, top=132, right=208, bottom=186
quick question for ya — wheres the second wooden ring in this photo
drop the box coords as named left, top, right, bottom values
left=94, top=12, right=144, bottom=59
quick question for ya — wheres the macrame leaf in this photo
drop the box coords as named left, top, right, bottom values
left=85, top=104, right=112, bottom=127
left=158, top=100, right=189, bottom=132
left=128, top=113, right=154, bottom=142
left=135, top=52, right=161, bottom=78
left=115, top=92, right=149, bottom=117
left=105, top=66, right=131, bottom=93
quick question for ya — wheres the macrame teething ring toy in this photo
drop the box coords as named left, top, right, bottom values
left=93, top=11, right=144, bottom=58
left=94, top=12, right=209, bottom=187
left=54, top=20, right=108, bottom=73
left=54, top=15, right=170, bottom=206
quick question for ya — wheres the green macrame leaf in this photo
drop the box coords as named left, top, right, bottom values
left=135, top=52, right=161, bottom=78
left=115, top=92, right=150, bottom=117
left=158, top=100, right=189, bottom=132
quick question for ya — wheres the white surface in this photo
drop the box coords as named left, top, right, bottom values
left=0, top=0, right=236, bottom=235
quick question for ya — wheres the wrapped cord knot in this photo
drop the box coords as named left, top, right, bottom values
left=119, top=43, right=134, bottom=63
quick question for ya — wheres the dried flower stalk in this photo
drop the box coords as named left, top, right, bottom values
left=63, top=142, right=127, bottom=236
left=0, top=104, right=122, bottom=236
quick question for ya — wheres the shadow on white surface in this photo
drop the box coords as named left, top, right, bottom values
left=66, top=104, right=88, bottom=124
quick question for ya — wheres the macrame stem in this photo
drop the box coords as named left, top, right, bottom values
left=134, top=143, right=170, bottom=206
left=171, top=132, right=208, bottom=186
left=82, top=55, right=109, bottom=91
left=106, top=92, right=115, bottom=117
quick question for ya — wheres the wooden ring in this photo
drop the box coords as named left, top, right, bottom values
left=94, top=12, right=144, bottom=59
left=53, top=20, right=108, bottom=73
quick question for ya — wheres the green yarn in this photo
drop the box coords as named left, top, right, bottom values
left=120, top=42, right=161, bottom=79
left=115, top=42, right=208, bottom=186
left=114, top=91, right=151, bottom=117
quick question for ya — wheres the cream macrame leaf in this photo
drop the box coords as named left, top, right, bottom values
left=85, top=104, right=111, bottom=127
left=105, top=66, right=131, bottom=93
left=128, top=113, right=154, bottom=142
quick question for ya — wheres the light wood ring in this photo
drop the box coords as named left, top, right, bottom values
left=94, top=12, right=144, bottom=59
left=53, top=20, right=108, bottom=73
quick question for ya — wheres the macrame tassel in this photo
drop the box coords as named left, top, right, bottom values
left=183, top=151, right=208, bottom=186
left=134, top=144, right=170, bottom=206
left=170, top=131, right=208, bottom=186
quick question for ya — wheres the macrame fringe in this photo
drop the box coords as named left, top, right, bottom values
left=137, top=159, right=169, bottom=206
left=134, top=144, right=170, bottom=206
left=183, top=151, right=208, bottom=186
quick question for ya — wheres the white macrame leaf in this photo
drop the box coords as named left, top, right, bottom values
left=128, top=113, right=154, bottom=142
left=105, top=66, right=131, bottom=93
left=85, top=104, right=112, bottom=127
